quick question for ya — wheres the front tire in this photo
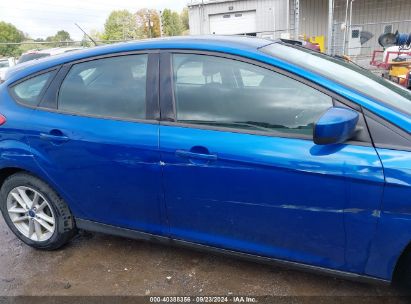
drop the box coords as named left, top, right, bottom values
left=0, top=172, right=76, bottom=250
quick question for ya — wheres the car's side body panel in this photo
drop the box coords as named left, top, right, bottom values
left=26, top=110, right=165, bottom=234
left=0, top=89, right=67, bottom=195
left=158, top=49, right=388, bottom=277
left=364, top=148, right=411, bottom=279
left=18, top=52, right=167, bottom=235
left=160, top=124, right=385, bottom=274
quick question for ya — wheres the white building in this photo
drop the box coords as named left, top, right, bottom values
left=188, top=0, right=411, bottom=57
left=188, top=0, right=291, bottom=38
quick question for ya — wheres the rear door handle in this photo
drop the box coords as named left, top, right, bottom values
left=40, top=130, right=70, bottom=143
left=175, top=150, right=217, bottom=161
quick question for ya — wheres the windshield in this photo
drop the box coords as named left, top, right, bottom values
left=261, top=43, right=411, bottom=116
left=18, top=53, right=50, bottom=64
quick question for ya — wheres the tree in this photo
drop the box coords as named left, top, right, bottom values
left=180, top=8, right=189, bottom=32
left=79, top=29, right=102, bottom=47
left=80, top=34, right=92, bottom=47
left=0, top=21, right=25, bottom=57
left=161, top=9, right=183, bottom=37
left=54, top=30, right=71, bottom=42
left=45, top=30, right=72, bottom=46
left=103, top=10, right=139, bottom=41
left=136, top=9, right=160, bottom=38
left=89, top=29, right=103, bottom=41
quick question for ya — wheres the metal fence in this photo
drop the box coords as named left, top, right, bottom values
left=328, top=0, right=411, bottom=73
left=331, top=19, right=411, bottom=72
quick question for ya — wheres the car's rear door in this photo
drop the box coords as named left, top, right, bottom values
left=26, top=52, right=167, bottom=235
left=159, top=51, right=385, bottom=273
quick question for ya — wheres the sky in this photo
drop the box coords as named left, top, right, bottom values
left=0, top=0, right=189, bottom=40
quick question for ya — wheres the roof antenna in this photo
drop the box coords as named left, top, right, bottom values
left=75, top=23, right=98, bottom=46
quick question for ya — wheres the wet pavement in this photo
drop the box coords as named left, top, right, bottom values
left=0, top=215, right=409, bottom=302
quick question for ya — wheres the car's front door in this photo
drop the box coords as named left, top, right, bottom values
left=159, top=52, right=385, bottom=272
left=27, top=53, right=166, bottom=235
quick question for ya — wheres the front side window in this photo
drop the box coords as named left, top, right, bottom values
left=11, top=72, right=53, bottom=106
left=58, top=54, right=148, bottom=120
left=172, top=54, right=333, bottom=135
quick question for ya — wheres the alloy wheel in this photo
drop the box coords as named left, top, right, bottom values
left=6, top=186, right=55, bottom=242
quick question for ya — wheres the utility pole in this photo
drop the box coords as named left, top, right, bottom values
left=159, top=10, right=163, bottom=37
left=145, top=13, right=154, bottom=38
left=342, top=0, right=349, bottom=55
left=294, top=0, right=300, bottom=39
left=327, top=0, right=334, bottom=55
left=148, top=15, right=152, bottom=38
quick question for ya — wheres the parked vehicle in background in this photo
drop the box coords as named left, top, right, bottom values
left=3, top=47, right=84, bottom=83
left=1, top=36, right=411, bottom=288
left=17, top=51, right=50, bottom=64
left=17, top=47, right=83, bottom=64
left=0, top=58, right=16, bottom=83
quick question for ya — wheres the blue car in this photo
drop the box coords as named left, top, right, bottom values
left=1, top=36, right=411, bottom=287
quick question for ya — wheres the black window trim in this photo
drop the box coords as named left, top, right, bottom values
left=160, top=49, right=372, bottom=146
left=13, top=50, right=160, bottom=125
left=363, top=108, right=411, bottom=152
left=8, top=67, right=60, bottom=108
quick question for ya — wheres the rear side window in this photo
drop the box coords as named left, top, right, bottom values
left=172, top=54, right=333, bottom=136
left=58, top=54, right=148, bottom=120
left=11, top=72, right=53, bottom=106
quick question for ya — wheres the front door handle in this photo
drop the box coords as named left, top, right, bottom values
left=175, top=150, right=217, bottom=161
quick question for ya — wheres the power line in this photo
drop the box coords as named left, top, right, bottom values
left=8, top=1, right=130, bottom=13
left=0, top=39, right=133, bottom=45
left=0, top=1, right=187, bottom=17
left=13, top=0, right=186, bottom=12
left=0, top=6, right=106, bottom=19
left=0, top=16, right=102, bottom=26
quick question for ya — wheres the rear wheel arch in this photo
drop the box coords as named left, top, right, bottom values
left=0, top=167, right=26, bottom=189
left=0, top=167, right=56, bottom=190
left=0, top=166, right=70, bottom=205
left=0, top=167, right=70, bottom=212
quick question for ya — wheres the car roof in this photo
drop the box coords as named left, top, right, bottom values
left=6, top=36, right=272, bottom=82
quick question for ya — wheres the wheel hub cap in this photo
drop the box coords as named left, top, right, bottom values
left=6, top=186, right=56, bottom=242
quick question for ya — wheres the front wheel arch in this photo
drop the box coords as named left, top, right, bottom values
left=392, top=241, right=411, bottom=287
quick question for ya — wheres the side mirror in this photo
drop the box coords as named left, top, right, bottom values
left=313, top=107, right=359, bottom=145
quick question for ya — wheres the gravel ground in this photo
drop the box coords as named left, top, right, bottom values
left=0, top=215, right=409, bottom=303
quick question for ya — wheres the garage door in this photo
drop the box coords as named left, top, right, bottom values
left=209, top=11, right=257, bottom=35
